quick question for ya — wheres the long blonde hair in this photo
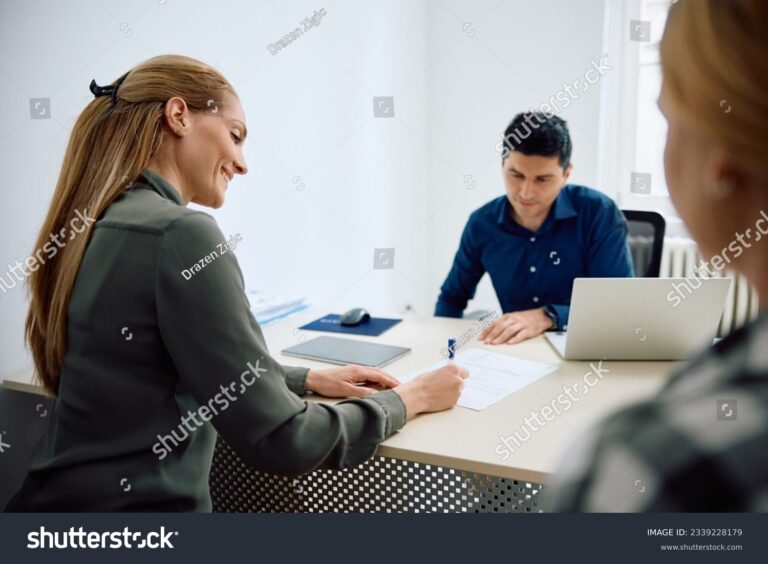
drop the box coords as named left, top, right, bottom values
left=26, top=54, right=234, bottom=395
left=660, top=0, right=768, bottom=168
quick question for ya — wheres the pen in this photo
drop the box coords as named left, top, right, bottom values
left=448, top=338, right=456, bottom=361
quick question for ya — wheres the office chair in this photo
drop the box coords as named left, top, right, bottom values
left=622, top=209, right=666, bottom=277
left=0, top=384, right=53, bottom=510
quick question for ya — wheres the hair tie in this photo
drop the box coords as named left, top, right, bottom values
left=89, top=72, right=129, bottom=106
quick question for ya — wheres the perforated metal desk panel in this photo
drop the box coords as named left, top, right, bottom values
left=209, top=312, right=676, bottom=513
left=210, top=447, right=544, bottom=513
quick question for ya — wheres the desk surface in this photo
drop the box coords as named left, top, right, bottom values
left=268, top=310, right=678, bottom=483
left=3, top=310, right=678, bottom=484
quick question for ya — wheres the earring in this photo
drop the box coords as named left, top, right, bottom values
left=174, top=127, right=185, bottom=137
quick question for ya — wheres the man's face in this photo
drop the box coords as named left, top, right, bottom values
left=502, top=151, right=571, bottom=224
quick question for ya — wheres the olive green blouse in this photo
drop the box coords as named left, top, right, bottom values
left=7, top=170, right=406, bottom=511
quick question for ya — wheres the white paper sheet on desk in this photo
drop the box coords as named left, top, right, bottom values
left=399, top=348, right=557, bottom=411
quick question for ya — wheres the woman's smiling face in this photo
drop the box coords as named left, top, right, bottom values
left=160, top=90, right=249, bottom=209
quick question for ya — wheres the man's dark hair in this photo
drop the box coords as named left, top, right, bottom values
left=500, top=112, right=572, bottom=169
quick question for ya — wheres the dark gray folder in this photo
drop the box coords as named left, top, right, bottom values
left=282, top=336, right=411, bottom=368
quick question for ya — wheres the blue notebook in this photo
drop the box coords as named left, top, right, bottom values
left=299, top=314, right=401, bottom=336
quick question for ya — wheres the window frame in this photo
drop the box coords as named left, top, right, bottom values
left=597, top=0, right=688, bottom=236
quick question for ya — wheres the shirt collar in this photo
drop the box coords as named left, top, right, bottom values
left=552, top=187, right=578, bottom=220
left=496, top=185, right=578, bottom=232
left=137, top=169, right=185, bottom=206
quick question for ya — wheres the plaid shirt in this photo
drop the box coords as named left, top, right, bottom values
left=544, top=311, right=768, bottom=512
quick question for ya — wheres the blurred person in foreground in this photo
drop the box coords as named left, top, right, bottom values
left=545, top=0, right=768, bottom=511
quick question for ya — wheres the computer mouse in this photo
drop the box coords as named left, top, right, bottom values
left=340, top=307, right=371, bottom=326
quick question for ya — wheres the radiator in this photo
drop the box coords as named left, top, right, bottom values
left=659, top=236, right=760, bottom=337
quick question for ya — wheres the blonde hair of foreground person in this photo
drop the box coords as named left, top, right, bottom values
left=660, top=0, right=768, bottom=167
left=25, top=55, right=235, bottom=395
left=659, top=0, right=768, bottom=300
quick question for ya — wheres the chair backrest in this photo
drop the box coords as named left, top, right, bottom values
left=0, top=385, right=53, bottom=510
left=622, top=210, right=666, bottom=277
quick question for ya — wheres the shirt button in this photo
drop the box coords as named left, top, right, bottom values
left=530, top=237, right=536, bottom=242
left=533, top=296, right=540, bottom=303
left=530, top=266, right=536, bottom=273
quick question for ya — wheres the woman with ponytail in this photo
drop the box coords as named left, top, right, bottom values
left=6, top=54, right=467, bottom=511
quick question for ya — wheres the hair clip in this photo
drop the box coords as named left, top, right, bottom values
left=89, top=72, right=129, bottom=106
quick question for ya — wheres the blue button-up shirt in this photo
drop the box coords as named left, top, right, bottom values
left=434, top=184, right=634, bottom=329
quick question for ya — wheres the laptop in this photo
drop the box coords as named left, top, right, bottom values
left=282, top=336, right=411, bottom=368
left=544, top=277, right=731, bottom=360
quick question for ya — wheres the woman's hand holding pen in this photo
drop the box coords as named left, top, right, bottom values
left=305, top=335, right=469, bottom=419
left=393, top=363, right=469, bottom=421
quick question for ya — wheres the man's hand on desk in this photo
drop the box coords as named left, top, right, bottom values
left=393, top=364, right=469, bottom=420
left=305, top=365, right=401, bottom=398
left=479, top=308, right=555, bottom=345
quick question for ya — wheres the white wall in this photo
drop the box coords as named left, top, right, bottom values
left=0, top=0, right=607, bottom=380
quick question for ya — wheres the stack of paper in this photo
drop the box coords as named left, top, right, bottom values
left=246, top=290, right=309, bottom=325
left=399, top=348, right=557, bottom=411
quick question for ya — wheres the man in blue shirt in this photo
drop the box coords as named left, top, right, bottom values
left=435, top=112, right=634, bottom=344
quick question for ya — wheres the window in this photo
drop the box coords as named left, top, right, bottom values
left=597, top=0, right=685, bottom=233
left=633, top=0, right=669, bottom=197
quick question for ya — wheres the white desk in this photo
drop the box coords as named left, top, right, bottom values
left=264, top=309, right=677, bottom=484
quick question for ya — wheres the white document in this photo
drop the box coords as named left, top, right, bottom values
left=399, top=348, right=557, bottom=411
left=246, top=290, right=308, bottom=324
